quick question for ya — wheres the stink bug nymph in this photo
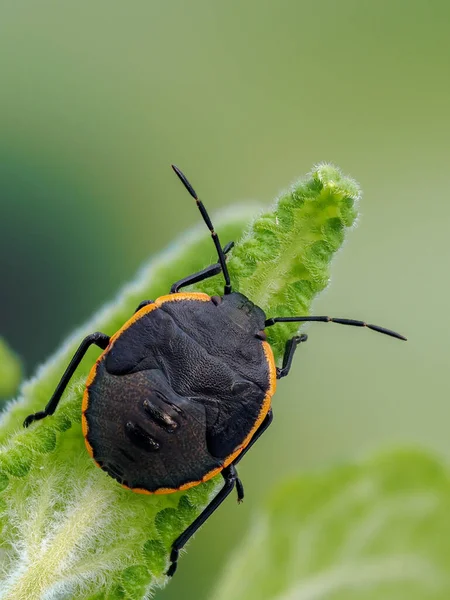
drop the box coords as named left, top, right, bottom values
left=23, top=165, right=406, bottom=576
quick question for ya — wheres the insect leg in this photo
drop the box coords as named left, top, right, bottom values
left=170, top=241, right=234, bottom=293
left=226, top=409, right=274, bottom=503
left=232, top=409, right=273, bottom=468
left=277, top=334, right=308, bottom=379
left=23, top=332, right=110, bottom=428
left=134, top=300, right=155, bottom=314
left=167, top=463, right=238, bottom=577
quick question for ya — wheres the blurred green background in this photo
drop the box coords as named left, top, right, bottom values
left=0, top=1, right=447, bottom=598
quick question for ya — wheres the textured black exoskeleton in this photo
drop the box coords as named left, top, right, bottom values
left=23, top=165, right=406, bottom=576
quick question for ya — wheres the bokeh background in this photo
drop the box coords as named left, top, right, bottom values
left=1, top=2, right=448, bottom=599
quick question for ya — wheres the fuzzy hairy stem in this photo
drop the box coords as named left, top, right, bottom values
left=0, top=165, right=359, bottom=599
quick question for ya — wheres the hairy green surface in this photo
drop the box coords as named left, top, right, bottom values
left=0, top=165, right=359, bottom=599
left=213, top=163, right=359, bottom=358
left=213, top=450, right=450, bottom=600
left=0, top=338, right=22, bottom=400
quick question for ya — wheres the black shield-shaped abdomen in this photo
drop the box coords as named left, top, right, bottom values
left=83, top=296, right=274, bottom=492
left=85, top=361, right=223, bottom=491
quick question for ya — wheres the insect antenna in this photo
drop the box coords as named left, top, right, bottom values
left=172, top=164, right=232, bottom=294
left=265, top=315, right=407, bottom=341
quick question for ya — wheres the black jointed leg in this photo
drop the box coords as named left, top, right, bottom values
left=227, top=410, right=274, bottom=504
left=232, top=409, right=273, bottom=467
left=170, top=241, right=234, bottom=293
left=277, top=334, right=308, bottom=379
left=23, top=332, right=110, bottom=428
left=134, top=300, right=155, bottom=314
left=235, top=476, right=245, bottom=503
left=167, top=464, right=239, bottom=577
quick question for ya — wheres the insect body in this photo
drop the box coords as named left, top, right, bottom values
left=23, top=165, right=406, bottom=576
left=82, top=291, right=275, bottom=495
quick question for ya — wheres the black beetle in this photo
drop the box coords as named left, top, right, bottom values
left=23, top=165, right=406, bottom=576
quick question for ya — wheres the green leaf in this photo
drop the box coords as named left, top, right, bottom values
left=202, top=163, right=360, bottom=360
left=0, top=207, right=254, bottom=600
left=212, top=450, right=450, bottom=600
left=0, top=165, right=359, bottom=599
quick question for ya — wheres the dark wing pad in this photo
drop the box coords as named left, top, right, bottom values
left=105, top=309, right=175, bottom=376
left=202, top=379, right=264, bottom=460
